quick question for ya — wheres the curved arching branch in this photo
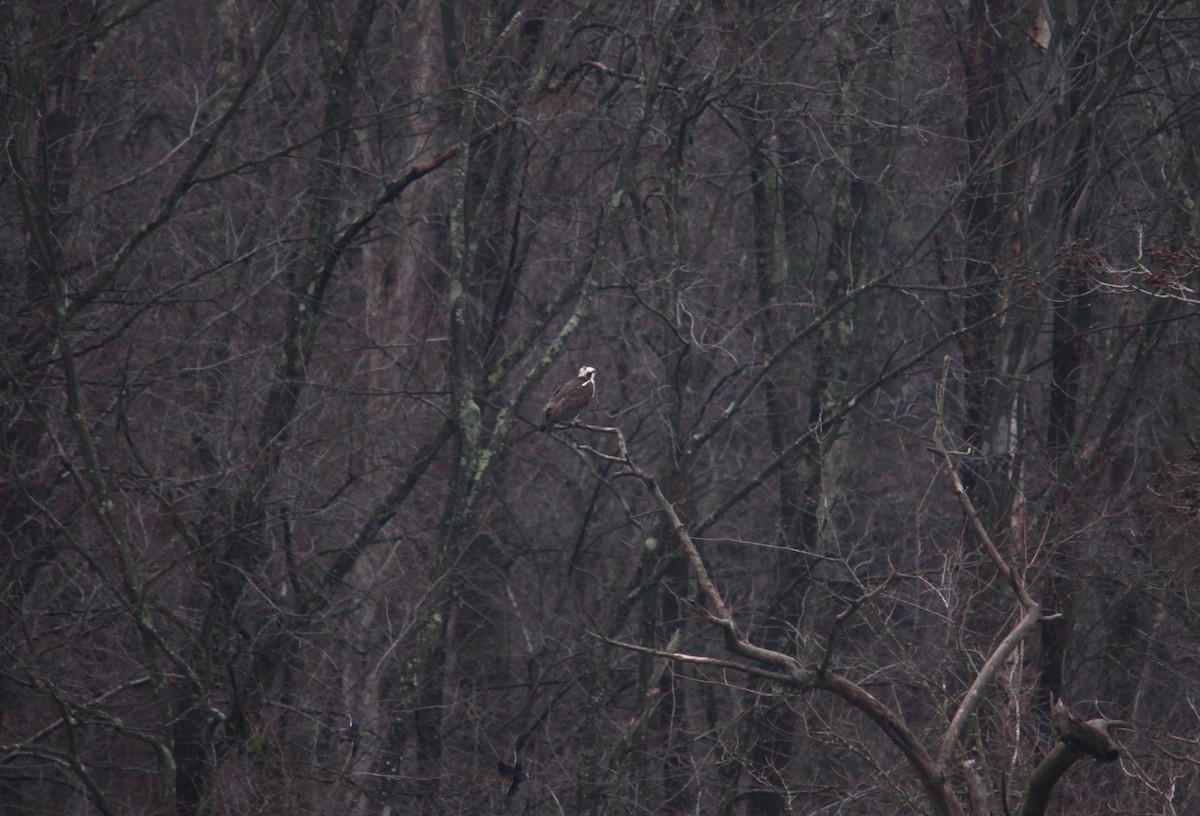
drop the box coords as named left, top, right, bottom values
left=576, top=422, right=965, bottom=816
left=931, top=356, right=1043, bottom=768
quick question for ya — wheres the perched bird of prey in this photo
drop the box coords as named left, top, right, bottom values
left=539, top=365, right=596, bottom=431
left=516, top=365, right=596, bottom=440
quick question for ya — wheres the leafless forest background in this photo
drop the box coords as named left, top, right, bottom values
left=4, top=1, right=1200, bottom=814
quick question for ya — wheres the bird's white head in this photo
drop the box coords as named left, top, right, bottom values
left=577, top=365, right=596, bottom=380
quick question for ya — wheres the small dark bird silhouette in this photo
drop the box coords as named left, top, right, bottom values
left=496, top=752, right=528, bottom=798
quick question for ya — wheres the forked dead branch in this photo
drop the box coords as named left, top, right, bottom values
left=572, top=391, right=1134, bottom=816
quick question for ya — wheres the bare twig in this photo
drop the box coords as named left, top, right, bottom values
left=817, top=574, right=896, bottom=676
left=592, top=631, right=796, bottom=685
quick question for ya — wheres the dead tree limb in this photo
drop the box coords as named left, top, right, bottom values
left=576, top=423, right=966, bottom=816
left=932, top=357, right=1043, bottom=769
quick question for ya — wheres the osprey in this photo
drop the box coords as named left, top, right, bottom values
left=537, top=365, right=596, bottom=431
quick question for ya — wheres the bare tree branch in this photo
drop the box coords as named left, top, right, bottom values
left=932, top=356, right=1042, bottom=768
